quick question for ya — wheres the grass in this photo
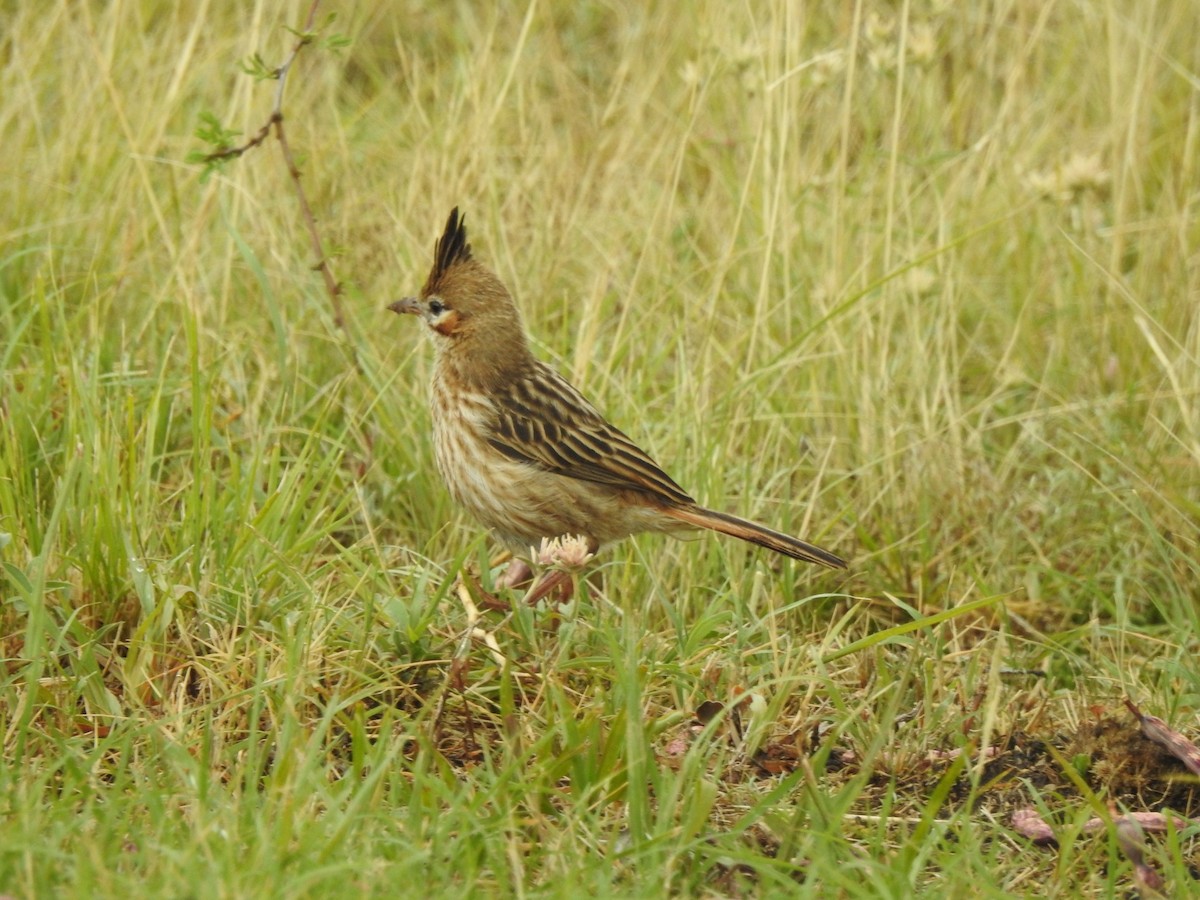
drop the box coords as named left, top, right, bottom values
left=2, top=0, right=1199, bottom=895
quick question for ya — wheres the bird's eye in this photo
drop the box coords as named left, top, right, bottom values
left=428, top=299, right=446, bottom=315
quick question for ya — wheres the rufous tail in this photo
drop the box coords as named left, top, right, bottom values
left=663, top=505, right=847, bottom=569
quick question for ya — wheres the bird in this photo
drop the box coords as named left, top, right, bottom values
left=389, top=207, right=846, bottom=596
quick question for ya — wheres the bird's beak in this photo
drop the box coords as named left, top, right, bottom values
left=388, top=297, right=421, bottom=315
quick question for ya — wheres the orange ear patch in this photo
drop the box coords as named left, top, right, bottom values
left=433, top=310, right=463, bottom=336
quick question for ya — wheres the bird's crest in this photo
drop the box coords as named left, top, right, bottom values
left=425, top=207, right=472, bottom=294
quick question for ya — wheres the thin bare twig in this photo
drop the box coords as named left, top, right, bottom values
left=203, top=0, right=346, bottom=328
left=202, top=0, right=318, bottom=163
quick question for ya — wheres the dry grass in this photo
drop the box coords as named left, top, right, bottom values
left=1, top=0, right=1198, bottom=896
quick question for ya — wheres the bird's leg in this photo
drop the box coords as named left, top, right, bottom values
left=494, top=557, right=534, bottom=590
left=487, top=558, right=574, bottom=607
left=487, top=536, right=595, bottom=606
left=457, top=556, right=568, bottom=611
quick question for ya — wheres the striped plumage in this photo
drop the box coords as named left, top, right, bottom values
left=389, top=208, right=846, bottom=571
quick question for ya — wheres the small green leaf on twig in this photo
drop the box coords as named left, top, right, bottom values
left=240, top=52, right=277, bottom=81
left=283, top=25, right=318, bottom=45
left=189, top=112, right=244, bottom=180
left=194, top=111, right=241, bottom=148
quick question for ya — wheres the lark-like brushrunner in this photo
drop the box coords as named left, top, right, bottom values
left=389, top=208, right=846, bottom=587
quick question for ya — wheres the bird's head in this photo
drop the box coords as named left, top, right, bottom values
left=389, top=208, right=526, bottom=359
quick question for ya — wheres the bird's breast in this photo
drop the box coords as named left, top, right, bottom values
left=426, top=375, right=676, bottom=553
